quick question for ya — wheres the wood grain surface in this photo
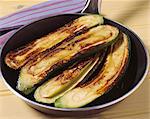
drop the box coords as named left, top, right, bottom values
left=0, top=0, right=150, bottom=119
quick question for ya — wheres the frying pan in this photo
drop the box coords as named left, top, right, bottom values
left=0, top=0, right=149, bottom=116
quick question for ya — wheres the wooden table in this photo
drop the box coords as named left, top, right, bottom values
left=0, top=0, right=150, bottom=118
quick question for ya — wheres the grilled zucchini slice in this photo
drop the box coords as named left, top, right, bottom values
left=5, top=15, right=104, bottom=69
left=55, top=33, right=129, bottom=108
left=17, top=25, right=119, bottom=94
left=34, top=51, right=106, bottom=104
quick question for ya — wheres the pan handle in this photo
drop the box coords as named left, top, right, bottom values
left=81, top=0, right=101, bottom=14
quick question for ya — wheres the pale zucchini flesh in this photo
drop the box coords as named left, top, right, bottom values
left=55, top=33, right=129, bottom=108
left=5, top=15, right=104, bottom=69
left=34, top=52, right=105, bottom=104
left=17, top=25, right=119, bottom=94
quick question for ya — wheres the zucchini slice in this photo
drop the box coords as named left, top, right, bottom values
left=34, top=51, right=106, bottom=104
left=17, top=25, right=119, bottom=94
left=55, top=33, right=129, bottom=108
left=5, top=15, right=104, bottom=69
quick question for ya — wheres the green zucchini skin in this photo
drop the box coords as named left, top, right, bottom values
left=5, top=15, right=104, bottom=69
left=17, top=25, right=119, bottom=94
left=34, top=51, right=106, bottom=104
left=55, top=33, right=129, bottom=108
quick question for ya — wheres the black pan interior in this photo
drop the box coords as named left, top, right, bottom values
left=0, top=14, right=147, bottom=108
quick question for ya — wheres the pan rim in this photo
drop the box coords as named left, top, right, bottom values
left=0, top=13, right=149, bottom=112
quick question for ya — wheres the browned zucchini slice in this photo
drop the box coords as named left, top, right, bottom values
left=5, top=15, right=103, bottom=69
left=55, top=33, right=129, bottom=108
left=34, top=51, right=105, bottom=103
